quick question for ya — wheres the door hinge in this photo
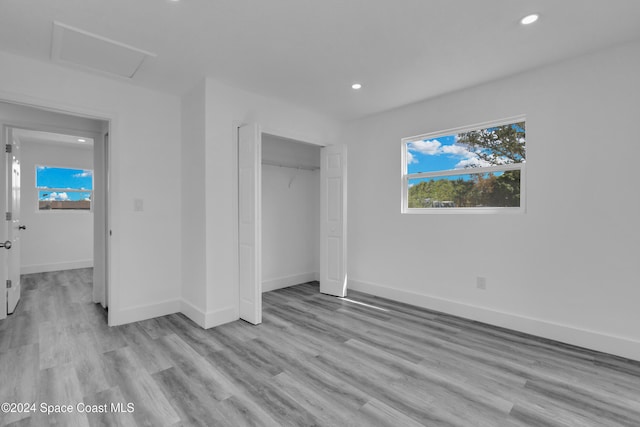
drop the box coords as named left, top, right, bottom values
left=6, top=280, right=11, bottom=289
left=5, top=144, right=11, bottom=153
left=5, top=212, right=11, bottom=221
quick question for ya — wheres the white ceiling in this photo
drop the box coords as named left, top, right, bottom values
left=14, top=129, right=93, bottom=148
left=1, top=0, right=639, bottom=121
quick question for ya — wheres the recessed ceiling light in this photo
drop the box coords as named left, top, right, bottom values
left=520, top=14, right=539, bottom=25
left=77, top=138, right=86, bottom=142
left=351, top=83, right=362, bottom=90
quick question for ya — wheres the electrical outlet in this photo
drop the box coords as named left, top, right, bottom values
left=476, top=276, right=487, bottom=290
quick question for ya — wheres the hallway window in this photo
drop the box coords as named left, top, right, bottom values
left=402, top=117, right=526, bottom=213
left=36, top=166, right=93, bottom=211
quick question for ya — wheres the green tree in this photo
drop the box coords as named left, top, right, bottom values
left=492, top=170, right=521, bottom=207
left=452, top=178, right=474, bottom=207
left=408, top=120, right=524, bottom=208
left=457, top=122, right=525, bottom=165
left=456, top=122, right=524, bottom=207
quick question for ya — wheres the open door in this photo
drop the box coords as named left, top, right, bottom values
left=5, top=127, right=21, bottom=314
left=238, top=124, right=262, bottom=325
left=0, top=127, right=7, bottom=320
left=93, top=131, right=109, bottom=308
left=320, top=144, right=347, bottom=297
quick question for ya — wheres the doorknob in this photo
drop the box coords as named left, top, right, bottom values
left=18, top=225, right=26, bottom=230
left=0, top=240, right=11, bottom=250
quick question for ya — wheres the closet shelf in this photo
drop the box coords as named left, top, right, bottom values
left=262, top=160, right=319, bottom=171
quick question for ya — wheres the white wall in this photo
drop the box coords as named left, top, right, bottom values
left=204, top=79, right=341, bottom=326
left=262, top=135, right=320, bottom=292
left=20, top=140, right=93, bottom=274
left=0, top=50, right=182, bottom=326
left=180, top=81, right=207, bottom=323
left=178, top=77, right=341, bottom=328
left=344, top=39, right=640, bottom=360
left=0, top=101, right=104, bottom=133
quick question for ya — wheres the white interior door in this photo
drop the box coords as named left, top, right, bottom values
left=0, top=127, right=7, bottom=320
left=320, top=144, right=347, bottom=297
left=238, top=124, right=262, bottom=325
left=93, top=131, right=108, bottom=308
left=6, top=127, right=21, bottom=314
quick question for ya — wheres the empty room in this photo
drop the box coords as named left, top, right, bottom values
left=1, top=1, right=639, bottom=426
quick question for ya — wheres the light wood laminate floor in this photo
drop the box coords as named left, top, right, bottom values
left=1, top=269, right=640, bottom=426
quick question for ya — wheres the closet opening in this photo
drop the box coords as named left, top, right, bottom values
left=261, top=133, right=321, bottom=294
left=238, top=123, right=347, bottom=325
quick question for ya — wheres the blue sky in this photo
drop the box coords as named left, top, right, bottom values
left=406, top=134, right=501, bottom=174
left=407, top=124, right=525, bottom=175
left=408, top=171, right=505, bottom=186
left=36, top=166, right=93, bottom=201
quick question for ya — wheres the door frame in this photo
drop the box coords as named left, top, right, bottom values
left=236, top=122, right=347, bottom=324
left=4, top=126, right=23, bottom=315
left=237, top=123, right=262, bottom=324
left=0, top=94, right=113, bottom=323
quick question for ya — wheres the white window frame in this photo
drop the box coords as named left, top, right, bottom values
left=36, top=164, right=94, bottom=213
left=401, top=116, right=526, bottom=214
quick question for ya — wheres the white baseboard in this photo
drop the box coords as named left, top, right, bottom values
left=180, top=299, right=207, bottom=327
left=349, top=278, right=640, bottom=362
left=204, top=305, right=238, bottom=329
left=21, top=260, right=93, bottom=275
left=181, top=299, right=238, bottom=329
left=109, top=298, right=181, bottom=326
left=263, top=272, right=319, bottom=293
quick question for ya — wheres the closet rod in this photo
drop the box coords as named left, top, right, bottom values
left=262, top=160, right=319, bottom=171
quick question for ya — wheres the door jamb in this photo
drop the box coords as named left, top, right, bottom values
left=0, top=94, right=114, bottom=324
left=237, top=122, right=328, bottom=320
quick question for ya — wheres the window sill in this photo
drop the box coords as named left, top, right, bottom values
left=402, top=207, right=525, bottom=215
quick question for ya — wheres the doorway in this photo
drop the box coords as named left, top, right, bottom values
left=0, top=100, right=109, bottom=320
left=261, top=134, right=321, bottom=293
left=237, top=124, right=347, bottom=325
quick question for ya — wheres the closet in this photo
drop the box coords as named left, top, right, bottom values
left=261, top=134, right=321, bottom=292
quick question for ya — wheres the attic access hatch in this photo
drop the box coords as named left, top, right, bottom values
left=51, top=21, right=156, bottom=79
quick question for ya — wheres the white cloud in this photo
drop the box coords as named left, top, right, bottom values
left=408, top=139, right=442, bottom=155
left=73, top=170, right=93, bottom=178
left=409, top=140, right=479, bottom=160
left=409, top=138, right=517, bottom=170
left=454, top=154, right=513, bottom=169
left=407, top=151, right=417, bottom=164
left=454, top=157, right=493, bottom=169
left=486, top=154, right=511, bottom=165
left=441, top=144, right=476, bottom=158
left=43, top=192, right=69, bottom=201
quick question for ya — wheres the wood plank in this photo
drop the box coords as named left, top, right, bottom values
left=0, top=344, right=39, bottom=425
left=154, top=333, right=238, bottom=401
left=33, top=364, right=89, bottom=427
left=3, top=269, right=640, bottom=427
left=82, top=386, right=138, bottom=427
left=38, top=321, right=73, bottom=370
left=71, top=331, right=112, bottom=397
left=356, top=399, right=427, bottom=427
left=152, top=367, right=230, bottom=426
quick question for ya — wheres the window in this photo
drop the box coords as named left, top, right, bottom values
left=36, top=166, right=93, bottom=211
left=402, top=117, right=526, bottom=213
